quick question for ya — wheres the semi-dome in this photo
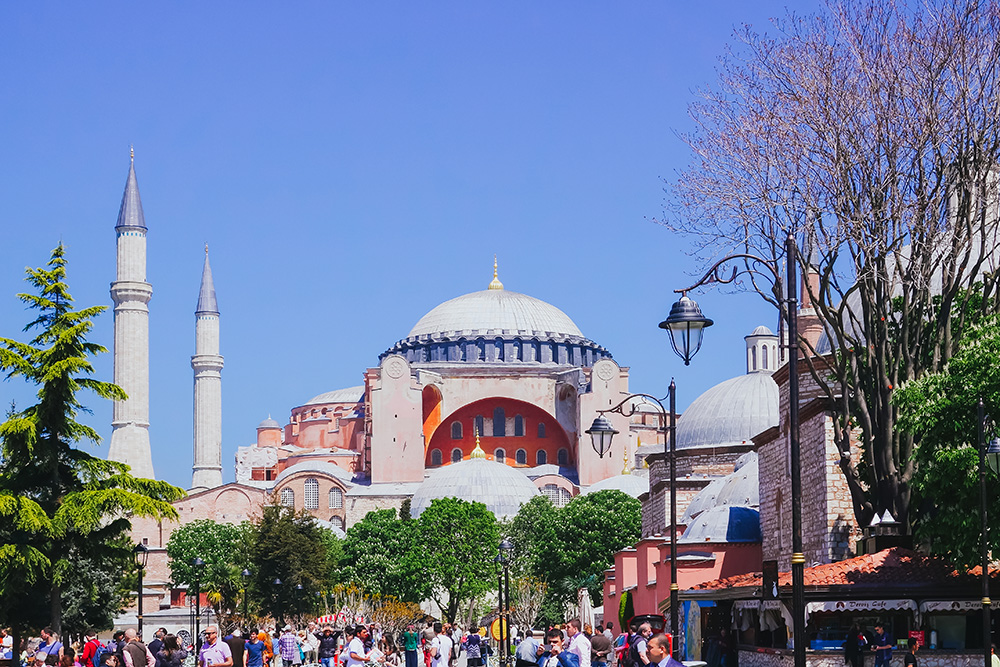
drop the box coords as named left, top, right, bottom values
left=681, top=477, right=727, bottom=524
left=714, top=454, right=759, bottom=508
left=679, top=505, right=761, bottom=543
left=676, top=373, right=778, bottom=449
left=581, top=473, right=648, bottom=499
left=304, top=386, right=365, bottom=406
left=409, top=289, right=584, bottom=339
left=410, top=457, right=540, bottom=519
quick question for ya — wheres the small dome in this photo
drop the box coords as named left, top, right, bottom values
left=258, top=417, right=281, bottom=429
left=410, top=458, right=540, bottom=519
left=408, top=289, right=584, bottom=339
left=304, top=386, right=365, bottom=406
left=679, top=506, right=761, bottom=543
left=715, top=454, right=759, bottom=508
left=581, top=473, right=648, bottom=499
left=676, top=373, right=778, bottom=449
left=681, top=477, right=728, bottom=524
left=747, top=325, right=774, bottom=337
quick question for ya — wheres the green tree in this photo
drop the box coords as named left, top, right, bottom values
left=506, top=495, right=558, bottom=578
left=250, top=503, right=334, bottom=624
left=338, top=509, right=426, bottom=603
left=413, top=497, right=500, bottom=623
left=895, top=314, right=1000, bottom=568
left=0, top=245, right=184, bottom=638
left=60, top=537, right=135, bottom=637
left=167, top=519, right=253, bottom=627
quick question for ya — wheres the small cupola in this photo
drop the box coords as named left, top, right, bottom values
left=745, top=325, right=780, bottom=374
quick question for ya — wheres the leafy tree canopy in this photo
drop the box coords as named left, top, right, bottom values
left=338, top=509, right=425, bottom=603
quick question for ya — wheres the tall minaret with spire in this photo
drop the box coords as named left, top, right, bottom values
left=108, top=148, right=155, bottom=479
left=190, top=246, right=224, bottom=491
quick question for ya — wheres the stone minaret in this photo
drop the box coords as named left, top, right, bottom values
left=190, top=246, right=224, bottom=491
left=108, top=150, right=155, bottom=479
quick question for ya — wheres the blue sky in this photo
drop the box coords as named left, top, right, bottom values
left=0, top=2, right=817, bottom=490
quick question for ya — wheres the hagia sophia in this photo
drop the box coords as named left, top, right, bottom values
left=111, top=156, right=780, bottom=625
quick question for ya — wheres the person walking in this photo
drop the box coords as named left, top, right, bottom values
left=199, top=627, right=234, bottom=667
left=345, top=626, right=371, bottom=667
left=278, top=628, right=299, bottom=667
left=400, top=625, right=419, bottom=667
left=37, top=628, right=65, bottom=665
left=589, top=630, right=611, bottom=667
left=566, top=621, right=590, bottom=667
left=155, top=635, right=188, bottom=667
left=871, top=623, right=893, bottom=667
left=903, top=637, right=918, bottom=666
left=121, top=630, right=155, bottom=667
left=317, top=627, right=338, bottom=667
left=536, top=629, right=578, bottom=667
left=246, top=631, right=266, bottom=667
left=843, top=623, right=864, bottom=667
left=225, top=631, right=245, bottom=667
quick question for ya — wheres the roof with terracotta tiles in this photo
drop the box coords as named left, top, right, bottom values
left=688, top=548, right=996, bottom=592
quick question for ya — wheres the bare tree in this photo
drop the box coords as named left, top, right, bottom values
left=665, top=0, right=1000, bottom=530
left=509, top=577, right=546, bottom=632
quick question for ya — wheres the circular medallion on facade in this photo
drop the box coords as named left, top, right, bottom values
left=385, top=357, right=407, bottom=379
left=595, top=361, right=616, bottom=381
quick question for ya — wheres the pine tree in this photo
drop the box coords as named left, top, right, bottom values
left=0, top=244, right=184, bottom=637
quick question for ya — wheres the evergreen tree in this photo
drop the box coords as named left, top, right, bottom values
left=0, top=245, right=184, bottom=637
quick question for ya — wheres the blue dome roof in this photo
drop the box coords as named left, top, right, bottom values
left=410, top=458, right=540, bottom=519
left=676, top=373, right=778, bottom=449
left=679, top=506, right=761, bottom=543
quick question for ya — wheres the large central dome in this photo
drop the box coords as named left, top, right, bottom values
left=408, top=289, right=584, bottom=339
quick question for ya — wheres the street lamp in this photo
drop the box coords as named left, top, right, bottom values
left=273, top=578, right=283, bottom=627
left=192, top=557, right=205, bottom=657
left=977, top=399, right=1000, bottom=667
left=295, top=584, right=305, bottom=625
left=586, top=391, right=679, bottom=659
left=242, top=569, right=252, bottom=634
left=671, top=230, right=804, bottom=667
left=498, top=539, right=514, bottom=667
left=133, top=543, right=149, bottom=639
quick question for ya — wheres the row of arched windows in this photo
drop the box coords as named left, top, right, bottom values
left=430, top=447, right=569, bottom=467
left=451, top=412, right=546, bottom=439
left=280, top=480, right=344, bottom=509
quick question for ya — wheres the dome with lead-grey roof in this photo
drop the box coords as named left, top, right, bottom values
left=409, top=289, right=583, bottom=339
left=749, top=325, right=774, bottom=336
left=304, top=386, right=365, bottom=406
left=410, top=457, right=540, bottom=519
left=581, top=473, right=648, bottom=499
left=676, top=373, right=778, bottom=450
left=258, top=417, right=281, bottom=429
left=681, top=477, right=728, bottom=524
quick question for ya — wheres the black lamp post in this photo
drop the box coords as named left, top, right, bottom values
left=498, top=539, right=514, bottom=667
left=242, top=569, right=252, bottom=634
left=586, top=391, right=679, bottom=659
left=133, top=543, right=149, bottom=639
left=670, top=231, right=804, bottom=667
left=978, top=399, right=1000, bottom=667
left=273, top=578, right=283, bottom=627
left=192, top=557, right=205, bottom=657
left=296, top=584, right=305, bottom=625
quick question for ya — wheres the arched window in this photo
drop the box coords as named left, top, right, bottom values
left=516, top=449, right=527, bottom=465
left=751, top=346, right=757, bottom=370
left=536, top=450, right=548, bottom=466
left=538, top=423, right=547, bottom=438
left=280, top=488, right=294, bottom=507
left=304, top=478, right=319, bottom=509
left=494, top=338, right=504, bottom=361
left=475, top=415, right=485, bottom=437
left=451, top=421, right=463, bottom=439
left=476, top=339, right=486, bottom=361
left=762, top=345, right=768, bottom=369
left=514, top=415, right=524, bottom=437
left=330, top=516, right=345, bottom=530
left=451, top=448, right=463, bottom=463
left=541, top=484, right=571, bottom=508
left=494, top=448, right=506, bottom=464
left=431, top=449, right=443, bottom=466
left=557, top=448, right=569, bottom=466
left=493, top=407, right=506, bottom=436
left=329, top=487, right=343, bottom=509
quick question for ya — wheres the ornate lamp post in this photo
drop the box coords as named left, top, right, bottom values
left=133, top=543, right=149, bottom=639
left=192, top=557, right=205, bottom=657
left=670, top=230, right=804, bottom=667
left=498, top=539, right=514, bottom=667
left=242, top=569, right=252, bottom=634
left=978, top=399, right=1000, bottom=667
left=586, top=391, right=680, bottom=659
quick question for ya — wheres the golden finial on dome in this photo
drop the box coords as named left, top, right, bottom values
left=130, top=144, right=134, bottom=163
left=471, top=427, right=487, bottom=459
left=488, top=255, right=504, bottom=290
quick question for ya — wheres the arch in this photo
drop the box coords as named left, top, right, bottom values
left=493, top=407, right=506, bottom=436
left=475, top=415, right=485, bottom=437
left=476, top=339, right=486, bottom=361
left=422, top=385, right=443, bottom=444
left=494, top=448, right=506, bottom=464
left=762, top=345, right=768, bottom=369
left=516, top=449, right=527, bottom=465
left=512, top=339, right=522, bottom=361
left=751, top=346, right=757, bottom=370
left=451, top=421, right=463, bottom=439
left=329, top=487, right=344, bottom=509
left=541, top=484, right=571, bottom=508
left=494, top=338, right=504, bottom=362
left=536, top=450, right=548, bottom=466
left=430, top=449, right=443, bottom=466
left=280, top=488, right=294, bottom=507
left=330, top=516, right=345, bottom=530
left=451, top=448, right=463, bottom=463
left=514, top=415, right=525, bottom=437
left=557, top=448, right=569, bottom=466
left=304, top=478, right=319, bottom=509
left=538, top=422, right=547, bottom=438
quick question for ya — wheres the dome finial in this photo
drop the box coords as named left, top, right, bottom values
left=622, top=443, right=630, bottom=474
left=488, top=255, right=504, bottom=290
left=130, top=144, right=134, bottom=164
left=471, top=427, right=487, bottom=459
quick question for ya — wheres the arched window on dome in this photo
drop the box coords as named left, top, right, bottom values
left=476, top=339, right=486, bottom=361
left=493, top=408, right=506, bottom=436
left=536, top=450, right=547, bottom=466
left=762, top=345, right=768, bottom=369
left=475, top=415, right=485, bottom=437
left=513, top=340, right=522, bottom=361
left=451, top=448, right=463, bottom=463
left=494, top=448, right=506, bottom=464
left=751, top=346, right=757, bottom=370
left=304, top=478, right=319, bottom=509
left=330, top=516, right=345, bottom=530
left=541, top=484, right=571, bottom=508
left=280, top=488, right=294, bottom=507
left=329, top=487, right=344, bottom=509
left=431, top=449, right=443, bottom=466
left=538, top=423, right=547, bottom=438
left=516, top=449, right=527, bottom=465
left=494, top=338, right=504, bottom=362
left=451, top=421, right=463, bottom=439
left=557, top=448, right=569, bottom=466
left=514, top=415, right=524, bottom=437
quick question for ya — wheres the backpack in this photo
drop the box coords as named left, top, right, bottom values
left=620, top=634, right=641, bottom=667
left=89, top=641, right=109, bottom=667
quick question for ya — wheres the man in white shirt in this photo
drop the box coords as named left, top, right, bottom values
left=565, top=620, right=591, bottom=667
left=430, top=624, right=451, bottom=667
left=345, top=626, right=371, bottom=667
